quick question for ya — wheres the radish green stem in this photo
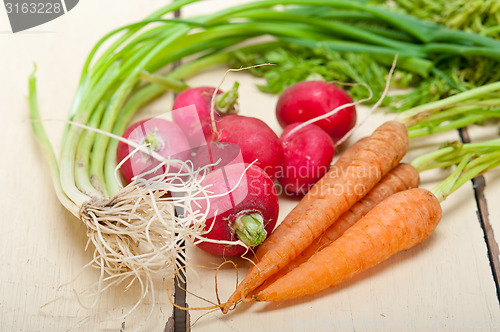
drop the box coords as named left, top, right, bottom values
left=282, top=36, right=422, bottom=58
left=205, top=0, right=500, bottom=52
left=215, top=82, right=240, bottom=115
left=81, top=0, right=200, bottom=82
left=233, top=213, right=267, bottom=247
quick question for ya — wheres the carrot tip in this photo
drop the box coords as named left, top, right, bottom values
left=221, top=301, right=235, bottom=314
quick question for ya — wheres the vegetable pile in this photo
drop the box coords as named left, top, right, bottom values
left=27, top=0, right=500, bottom=317
left=224, top=120, right=500, bottom=309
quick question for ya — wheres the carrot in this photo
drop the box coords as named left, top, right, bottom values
left=243, top=136, right=370, bottom=282
left=242, top=136, right=372, bottom=297
left=222, top=121, right=408, bottom=313
left=255, top=162, right=419, bottom=293
left=254, top=188, right=442, bottom=302
left=252, top=136, right=370, bottom=263
left=304, top=136, right=369, bottom=198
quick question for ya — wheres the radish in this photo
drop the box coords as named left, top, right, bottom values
left=192, top=141, right=244, bottom=173
left=116, top=118, right=191, bottom=184
left=172, top=83, right=239, bottom=143
left=195, top=163, right=279, bottom=257
left=214, top=114, right=284, bottom=180
left=276, top=80, right=357, bottom=143
left=278, top=122, right=335, bottom=196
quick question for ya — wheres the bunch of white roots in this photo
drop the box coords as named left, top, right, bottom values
left=75, top=159, right=246, bottom=316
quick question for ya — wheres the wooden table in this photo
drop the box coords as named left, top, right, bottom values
left=1, top=1, right=499, bottom=331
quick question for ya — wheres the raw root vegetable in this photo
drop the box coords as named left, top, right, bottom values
left=234, top=135, right=500, bottom=305
left=192, top=141, right=243, bottom=173
left=273, top=56, right=395, bottom=198
left=116, top=117, right=191, bottom=184
left=214, top=114, right=284, bottom=180
left=278, top=122, right=335, bottom=196
left=252, top=138, right=500, bottom=302
left=222, top=120, right=409, bottom=313
left=253, top=136, right=373, bottom=285
left=258, top=162, right=419, bottom=291
left=28, top=72, right=249, bottom=317
left=254, top=188, right=442, bottom=301
left=172, top=83, right=239, bottom=142
left=276, top=136, right=370, bottom=237
left=194, top=163, right=279, bottom=257
left=276, top=80, right=357, bottom=143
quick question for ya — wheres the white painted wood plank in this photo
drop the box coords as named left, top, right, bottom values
left=0, top=1, right=177, bottom=330
left=466, top=124, right=500, bottom=265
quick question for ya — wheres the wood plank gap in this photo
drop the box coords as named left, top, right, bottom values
left=459, top=127, right=500, bottom=303
left=170, top=5, right=190, bottom=332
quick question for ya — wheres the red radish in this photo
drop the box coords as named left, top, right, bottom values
left=192, top=141, right=244, bottom=173
left=172, top=83, right=239, bottom=143
left=195, top=163, right=279, bottom=257
left=214, top=114, right=284, bottom=180
left=276, top=80, right=357, bottom=143
left=117, top=118, right=191, bottom=184
left=279, top=122, right=335, bottom=196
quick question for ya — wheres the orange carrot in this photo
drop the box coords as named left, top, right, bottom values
left=243, top=136, right=371, bottom=283
left=276, top=137, right=370, bottom=226
left=222, top=121, right=408, bottom=313
left=256, top=163, right=419, bottom=292
left=254, top=188, right=442, bottom=302
left=243, top=136, right=372, bottom=297
left=250, top=136, right=370, bottom=266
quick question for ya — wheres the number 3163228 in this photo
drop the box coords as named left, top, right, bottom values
left=5, top=2, right=63, bottom=14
